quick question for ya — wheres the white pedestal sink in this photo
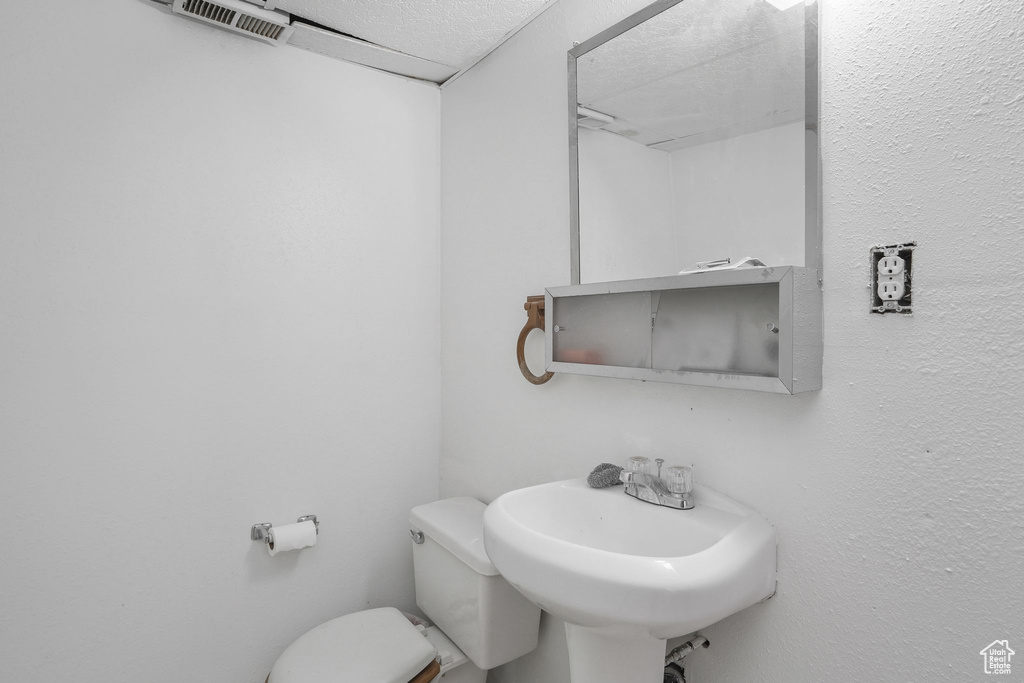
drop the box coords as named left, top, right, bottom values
left=483, top=479, right=776, bottom=683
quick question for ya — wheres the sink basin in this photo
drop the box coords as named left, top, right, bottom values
left=483, top=478, right=776, bottom=682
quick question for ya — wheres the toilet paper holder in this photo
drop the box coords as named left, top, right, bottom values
left=251, top=515, right=319, bottom=544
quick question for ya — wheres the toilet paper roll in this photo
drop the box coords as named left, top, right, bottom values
left=268, top=520, right=317, bottom=556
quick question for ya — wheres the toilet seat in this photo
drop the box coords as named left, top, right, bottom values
left=268, top=607, right=438, bottom=683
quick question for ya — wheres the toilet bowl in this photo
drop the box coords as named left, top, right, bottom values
left=267, top=497, right=541, bottom=683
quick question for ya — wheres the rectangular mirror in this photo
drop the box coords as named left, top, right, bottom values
left=569, top=0, right=820, bottom=284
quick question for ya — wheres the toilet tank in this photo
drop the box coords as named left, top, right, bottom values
left=409, top=498, right=540, bottom=671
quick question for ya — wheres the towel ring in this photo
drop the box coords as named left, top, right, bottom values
left=517, top=295, right=554, bottom=385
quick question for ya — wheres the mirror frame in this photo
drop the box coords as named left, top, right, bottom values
left=567, top=0, right=821, bottom=285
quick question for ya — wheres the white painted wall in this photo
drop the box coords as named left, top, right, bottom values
left=0, top=3, right=439, bottom=683
left=670, top=120, right=806, bottom=269
left=441, top=3, right=1024, bottom=683
left=578, top=121, right=805, bottom=282
left=578, top=127, right=675, bottom=283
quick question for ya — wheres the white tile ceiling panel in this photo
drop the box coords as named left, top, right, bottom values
left=290, top=21, right=458, bottom=83
left=587, top=33, right=805, bottom=141
left=577, top=0, right=806, bottom=150
left=275, top=0, right=551, bottom=68
left=577, top=0, right=804, bottom=105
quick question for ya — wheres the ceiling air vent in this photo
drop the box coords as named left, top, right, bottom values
left=172, top=0, right=295, bottom=46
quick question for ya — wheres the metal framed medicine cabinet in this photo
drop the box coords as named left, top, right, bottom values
left=545, top=266, right=821, bottom=394
left=547, top=0, right=823, bottom=393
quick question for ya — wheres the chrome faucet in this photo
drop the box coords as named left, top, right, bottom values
left=619, top=465, right=694, bottom=510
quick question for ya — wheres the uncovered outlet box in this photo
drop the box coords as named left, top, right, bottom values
left=870, top=242, right=915, bottom=314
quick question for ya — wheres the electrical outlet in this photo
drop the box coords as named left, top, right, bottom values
left=878, top=255, right=905, bottom=277
left=876, top=254, right=905, bottom=301
left=870, top=242, right=915, bottom=314
left=877, top=278, right=905, bottom=300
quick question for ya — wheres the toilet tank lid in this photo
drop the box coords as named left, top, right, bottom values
left=410, top=497, right=499, bottom=576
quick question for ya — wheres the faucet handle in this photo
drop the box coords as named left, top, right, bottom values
left=665, top=466, right=693, bottom=495
left=625, top=456, right=652, bottom=474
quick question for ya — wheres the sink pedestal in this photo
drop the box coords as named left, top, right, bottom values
left=564, top=624, right=665, bottom=683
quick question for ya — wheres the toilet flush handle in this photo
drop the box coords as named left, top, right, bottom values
left=409, top=529, right=425, bottom=544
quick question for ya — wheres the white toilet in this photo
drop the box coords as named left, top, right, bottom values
left=267, top=497, right=542, bottom=683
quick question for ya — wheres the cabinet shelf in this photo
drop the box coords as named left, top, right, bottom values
left=545, top=266, right=822, bottom=394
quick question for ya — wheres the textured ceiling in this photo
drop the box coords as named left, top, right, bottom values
left=578, top=0, right=807, bottom=149
left=275, top=0, right=551, bottom=69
